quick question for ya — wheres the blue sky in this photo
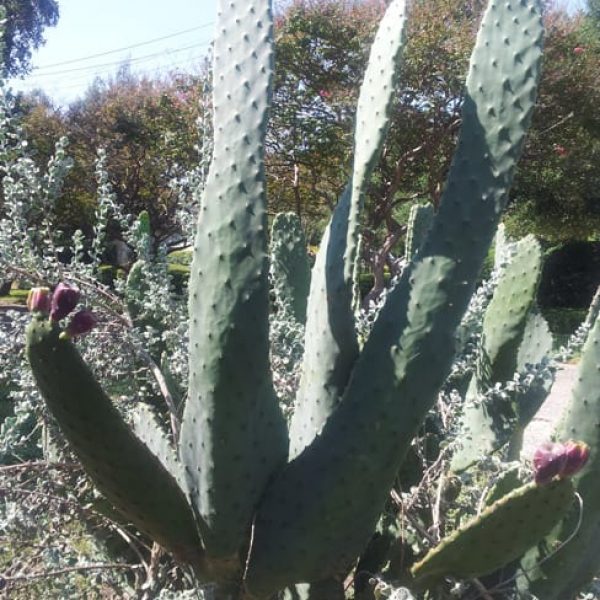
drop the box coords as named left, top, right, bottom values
left=9, top=0, right=217, bottom=106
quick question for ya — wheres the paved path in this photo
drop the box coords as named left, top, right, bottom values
left=521, top=362, right=579, bottom=458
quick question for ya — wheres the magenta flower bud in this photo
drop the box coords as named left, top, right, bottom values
left=562, top=440, right=590, bottom=477
left=533, top=442, right=569, bottom=485
left=50, top=283, right=80, bottom=321
left=61, top=309, right=96, bottom=339
left=27, top=287, right=51, bottom=314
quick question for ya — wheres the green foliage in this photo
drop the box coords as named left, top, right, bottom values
left=542, top=307, right=587, bottom=344
left=505, top=9, right=600, bottom=242
left=17, top=69, right=209, bottom=240
left=0, top=0, right=59, bottom=77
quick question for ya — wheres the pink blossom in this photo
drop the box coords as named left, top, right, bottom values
left=62, top=310, right=96, bottom=339
left=533, top=441, right=589, bottom=485
left=27, top=287, right=51, bottom=314
left=50, top=283, right=80, bottom=321
left=533, top=442, right=568, bottom=485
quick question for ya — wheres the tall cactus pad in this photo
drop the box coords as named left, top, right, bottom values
left=269, top=212, right=311, bottom=324
left=247, top=1, right=543, bottom=594
left=518, top=315, right=600, bottom=598
left=451, top=236, right=543, bottom=471
left=181, top=0, right=288, bottom=561
left=405, top=203, right=434, bottom=261
left=25, top=316, right=204, bottom=570
left=478, top=235, right=542, bottom=386
left=411, top=478, right=574, bottom=584
left=288, top=0, right=409, bottom=459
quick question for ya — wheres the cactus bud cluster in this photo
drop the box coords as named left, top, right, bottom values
left=28, top=283, right=95, bottom=338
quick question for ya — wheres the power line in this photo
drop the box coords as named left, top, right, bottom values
left=33, top=22, right=215, bottom=71
left=28, top=41, right=211, bottom=79
left=14, top=54, right=209, bottom=96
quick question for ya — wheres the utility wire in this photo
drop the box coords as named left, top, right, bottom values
left=33, top=22, right=215, bottom=71
left=28, top=41, right=210, bottom=79
left=14, top=54, right=208, bottom=95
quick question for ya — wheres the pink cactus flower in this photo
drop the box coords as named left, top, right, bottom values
left=27, top=287, right=51, bottom=314
left=533, top=441, right=589, bottom=485
left=573, top=46, right=585, bottom=55
left=61, top=310, right=96, bottom=340
left=50, top=283, right=80, bottom=321
left=533, top=442, right=568, bottom=485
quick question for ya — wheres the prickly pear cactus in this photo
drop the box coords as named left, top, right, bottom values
left=288, top=0, right=409, bottom=460
left=477, top=236, right=543, bottom=385
left=180, top=0, right=289, bottom=570
left=26, top=315, right=204, bottom=570
left=24, top=0, right=545, bottom=596
left=246, top=0, right=544, bottom=593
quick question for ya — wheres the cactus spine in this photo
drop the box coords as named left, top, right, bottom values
left=25, top=0, right=545, bottom=596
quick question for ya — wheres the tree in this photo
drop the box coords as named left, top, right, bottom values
left=18, top=67, right=209, bottom=241
left=269, top=0, right=487, bottom=295
left=505, top=7, right=600, bottom=241
left=1, top=0, right=59, bottom=77
left=268, top=0, right=380, bottom=233
left=269, top=0, right=600, bottom=301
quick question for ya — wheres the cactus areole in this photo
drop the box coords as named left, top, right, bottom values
left=25, top=0, right=545, bottom=597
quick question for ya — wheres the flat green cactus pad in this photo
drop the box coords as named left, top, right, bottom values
left=269, top=212, right=311, bottom=324
left=26, top=315, right=204, bottom=570
left=289, top=0, right=409, bottom=459
left=451, top=236, right=543, bottom=472
left=411, top=478, right=574, bottom=584
left=181, top=0, right=288, bottom=561
left=405, top=203, right=434, bottom=261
